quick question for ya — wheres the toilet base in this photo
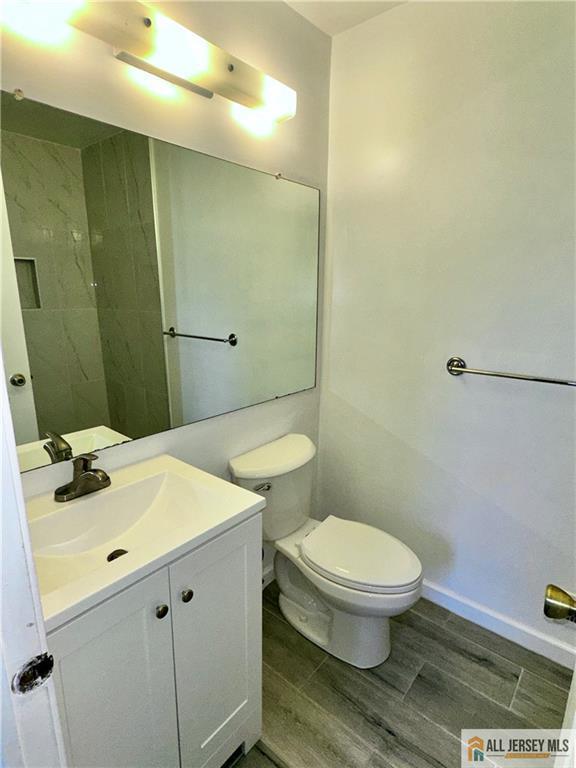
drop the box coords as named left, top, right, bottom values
left=278, top=592, right=391, bottom=668
left=274, top=552, right=395, bottom=668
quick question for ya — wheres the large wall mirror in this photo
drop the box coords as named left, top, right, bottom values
left=1, top=92, right=319, bottom=472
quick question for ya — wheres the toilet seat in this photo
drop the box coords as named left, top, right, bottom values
left=300, top=516, right=422, bottom=595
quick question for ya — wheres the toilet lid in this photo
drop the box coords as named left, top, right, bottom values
left=301, top=516, right=422, bottom=594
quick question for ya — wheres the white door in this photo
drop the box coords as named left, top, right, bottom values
left=0, top=173, right=38, bottom=444
left=170, top=517, right=262, bottom=768
left=1, top=351, right=66, bottom=768
left=48, top=569, right=179, bottom=768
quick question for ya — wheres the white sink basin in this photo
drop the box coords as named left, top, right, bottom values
left=32, top=472, right=216, bottom=556
left=18, top=425, right=130, bottom=472
left=27, top=454, right=265, bottom=630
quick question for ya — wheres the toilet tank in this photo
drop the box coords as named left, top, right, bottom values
left=229, top=434, right=316, bottom=541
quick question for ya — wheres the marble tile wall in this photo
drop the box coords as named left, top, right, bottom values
left=82, top=131, right=170, bottom=439
left=1, top=130, right=110, bottom=439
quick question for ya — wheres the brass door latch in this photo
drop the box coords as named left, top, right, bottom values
left=544, top=584, right=576, bottom=623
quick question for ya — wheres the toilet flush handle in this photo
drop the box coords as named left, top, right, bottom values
left=254, top=482, right=272, bottom=492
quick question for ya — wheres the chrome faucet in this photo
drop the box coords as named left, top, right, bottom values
left=43, top=431, right=73, bottom=464
left=54, top=453, right=111, bottom=503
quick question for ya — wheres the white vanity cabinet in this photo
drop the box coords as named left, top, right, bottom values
left=170, top=521, right=262, bottom=768
left=48, top=568, right=180, bottom=768
left=48, top=516, right=262, bottom=768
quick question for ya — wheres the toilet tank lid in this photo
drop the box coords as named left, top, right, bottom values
left=229, top=434, right=316, bottom=479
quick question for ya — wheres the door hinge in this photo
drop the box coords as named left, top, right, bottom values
left=11, top=652, right=54, bottom=694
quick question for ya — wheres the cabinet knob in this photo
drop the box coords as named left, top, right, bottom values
left=181, top=589, right=194, bottom=603
left=155, top=604, right=169, bottom=619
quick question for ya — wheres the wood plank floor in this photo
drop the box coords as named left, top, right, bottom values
left=238, top=582, right=573, bottom=768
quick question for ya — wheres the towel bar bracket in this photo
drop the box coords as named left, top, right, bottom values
left=447, top=357, right=467, bottom=376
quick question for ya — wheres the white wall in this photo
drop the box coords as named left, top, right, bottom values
left=0, top=3, right=330, bottom=503
left=322, top=1, right=575, bottom=665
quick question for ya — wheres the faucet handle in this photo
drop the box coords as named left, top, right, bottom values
left=72, top=453, right=99, bottom=474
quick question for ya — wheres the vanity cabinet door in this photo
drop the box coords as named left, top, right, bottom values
left=48, top=569, right=179, bottom=768
left=170, top=516, right=262, bottom=768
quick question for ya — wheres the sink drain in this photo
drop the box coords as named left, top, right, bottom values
left=107, top=549, right=128, bottom=562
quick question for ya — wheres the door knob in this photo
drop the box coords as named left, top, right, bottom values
left=181, top=589, right=194, bottom=603
left=9, top=373, right=26, bottom=387
left=155, top=604, right=169, bottom=619
left=544, top=584, right=576, bottom=622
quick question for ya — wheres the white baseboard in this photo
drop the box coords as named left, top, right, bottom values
left=423, top=579, right=576, bottom=670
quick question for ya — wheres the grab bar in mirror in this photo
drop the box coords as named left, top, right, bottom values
left=446, top=357, right=576, bottom=387
left=163, top=327, right=238, bottom=346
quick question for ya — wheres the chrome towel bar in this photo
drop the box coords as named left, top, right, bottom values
left=446, top=357, right=576, bottom=387
left=163, top=327, right=238, bottom=346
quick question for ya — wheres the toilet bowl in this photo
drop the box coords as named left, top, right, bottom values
left=229, top=434, right=422, bottom=668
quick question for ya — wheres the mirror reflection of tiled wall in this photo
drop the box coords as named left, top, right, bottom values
left=1, top=130, right=109, bottom=437
left=82, top=131, right=170, bottom=439
left=1, top=127, right=169, bottom=441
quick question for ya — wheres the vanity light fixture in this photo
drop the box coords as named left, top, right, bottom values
left=1, top=0, right=85, bottom=46
left=68, top=1, right=297, bottom=122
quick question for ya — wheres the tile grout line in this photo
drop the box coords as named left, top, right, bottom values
left=416, top=656, right=565, bottom=730
left=422, top=623, right=572, bottom=702
left=393, top=626, right=521, bottom=709
left=405, top=705, right=463, bottom=748
left=509, top=667, right=524, bottom=712
left=296, top=654, right=328, bottom=691
left=507, top=668, right=568, bottom=730
left=368, top=667, right=465, bottom=754
left=420, top=659, right=533, bottom=720
left=270, top=656, right=465, bottom=762
left=412, top=605, right=452, bottom=627
left=400, top=611, right=525, bottom=686
left=355, top=665, right=419, bottom=702
left=263, top=602, right=290, bottom=626
left=515, top=670, right=575, bottom=696
left=428, top=612, right=573, bottom=693
left=542, top=678, right=573, bottom=695
left=254, top=740, right=291, bottom=768
left=395, top=664, right=490, bottom=749
left=262, top=661, right=380, bottom=761
left=400, top=660, right=426, bottom=702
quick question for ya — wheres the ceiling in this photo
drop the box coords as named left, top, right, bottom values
left=285, top=1, right=403, bottom=36
left=1, top=91, right=122, bottom=149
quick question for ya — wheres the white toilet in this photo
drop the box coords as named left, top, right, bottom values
left=229, top=433, right=423, bottom=669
